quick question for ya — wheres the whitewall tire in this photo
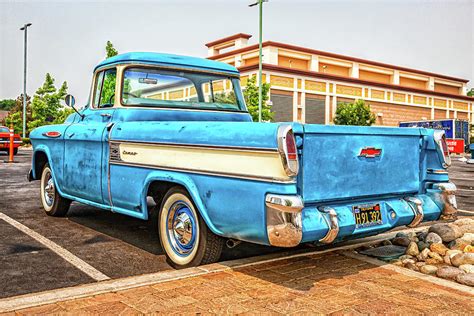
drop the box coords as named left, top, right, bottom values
left=158, top=187, right=224, bottom=268
left=40, top=163, right=71, bottom=217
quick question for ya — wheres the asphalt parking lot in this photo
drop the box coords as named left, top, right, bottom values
left=0, top=149, right=473, bottom=300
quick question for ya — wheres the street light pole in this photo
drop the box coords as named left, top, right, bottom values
left=249, top=0, right=268, bottom=122
left=20, top=23, right=32, bottom=138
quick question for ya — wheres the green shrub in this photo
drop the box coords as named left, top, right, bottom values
left=334, top=99, right=376, bottom=126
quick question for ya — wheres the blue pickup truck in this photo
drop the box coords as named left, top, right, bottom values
left=28, top=53, right=457, bottom=268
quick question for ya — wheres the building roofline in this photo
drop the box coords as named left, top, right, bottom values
left=238, top=63, right=474, bottom=102
left=205, top=33, right=252, bottom=48
left=209, top=41, right=469, bottom=83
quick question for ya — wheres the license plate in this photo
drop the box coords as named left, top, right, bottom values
left=352, top=204, right=382, bottom=228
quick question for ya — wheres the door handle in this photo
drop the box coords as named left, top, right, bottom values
left=67, top=133, right=75, bottom=138
left=100, top=113, right=112, bottom=118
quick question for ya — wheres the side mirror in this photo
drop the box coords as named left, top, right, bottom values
left=65, top=94, right=85, bottom=119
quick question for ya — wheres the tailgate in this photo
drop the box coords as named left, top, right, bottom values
left=300, top=125, right=422, bottom=203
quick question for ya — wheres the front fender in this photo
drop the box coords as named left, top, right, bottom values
left=142, top=171, right=223, bottom=236
left=31, top=146, right=54, bottom=179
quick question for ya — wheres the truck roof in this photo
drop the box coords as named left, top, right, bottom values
left=94, top=52, right=239, bottom=75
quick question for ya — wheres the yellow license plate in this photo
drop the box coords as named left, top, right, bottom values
left=353, top=204, right=382, bottom=228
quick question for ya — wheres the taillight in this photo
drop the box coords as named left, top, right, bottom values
left=277, top=125, right=299, bottom=176
left=434, top=130, right=451, bottom=168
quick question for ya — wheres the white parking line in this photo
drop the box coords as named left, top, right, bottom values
left=0, top=212, right=110, bottom=282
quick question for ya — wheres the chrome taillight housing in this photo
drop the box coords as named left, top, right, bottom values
left=434, top=130, right=451, bottom=168
left=277, top=125, right=299, bottom=176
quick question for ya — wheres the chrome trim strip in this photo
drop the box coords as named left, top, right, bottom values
left=110, top=160, right=296, bottom=184
left=318, top=207, right=339, bottom=244
left=0, top=141, right=22, bottom=144
left=265, top=194, right=303, bottom=247
left=427, top=168, right=449, bottom=175
left=404, top=196, right=424, bottom=227
left=109, top=140, right=278, bottom=153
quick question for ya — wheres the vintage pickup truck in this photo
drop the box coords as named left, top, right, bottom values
left=28, top=52, right=457, bottom=268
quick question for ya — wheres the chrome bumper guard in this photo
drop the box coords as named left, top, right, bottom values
left=433, top=182, right=457, bottom=215
left=318, top=207, right=339, bottom=244
left=265, top=194, right=303, bottom=247
left=404, top=197, right=424, bottom=227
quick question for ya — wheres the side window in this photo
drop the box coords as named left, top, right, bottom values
left=93, top=68, right=117, bottom=108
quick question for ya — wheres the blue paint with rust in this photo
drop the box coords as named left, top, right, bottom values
left=30, top=53, right=452, bottom=247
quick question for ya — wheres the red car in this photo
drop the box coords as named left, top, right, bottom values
left=0, top=126, right=22, bottom=155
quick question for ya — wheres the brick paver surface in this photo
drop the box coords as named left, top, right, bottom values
left=8, top=252, right=474, bottom=314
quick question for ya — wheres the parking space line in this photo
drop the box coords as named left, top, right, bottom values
left=0, top=212, right=110, bottom=282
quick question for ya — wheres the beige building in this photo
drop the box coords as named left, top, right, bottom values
left=206, top=33, right=473, bottom=126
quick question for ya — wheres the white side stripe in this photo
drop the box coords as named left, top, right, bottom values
left=0, top=212, right=110, bottom=282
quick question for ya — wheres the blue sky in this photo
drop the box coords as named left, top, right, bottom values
left=1, top=0, right=473, bottom=105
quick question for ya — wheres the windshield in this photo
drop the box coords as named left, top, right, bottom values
left=0, top=127, right=9, bottom=133
left=122, top=67, right=246, bottom=111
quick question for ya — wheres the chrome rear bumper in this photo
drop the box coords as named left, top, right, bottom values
left=265, top=194, right=303, bottom=247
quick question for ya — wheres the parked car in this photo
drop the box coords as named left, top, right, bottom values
left=0, top=126, right=22, bottom=155
left=28, top=52, right=457, bottom=268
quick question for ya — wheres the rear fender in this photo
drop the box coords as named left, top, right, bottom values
left=142, top=171, right=223, bottom=236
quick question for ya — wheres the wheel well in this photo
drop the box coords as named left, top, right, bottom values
left=34, top=151, right=49, bottom=179
left=146, top=181, right=183, bottom=213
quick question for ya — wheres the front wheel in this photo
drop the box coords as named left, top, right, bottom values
left=158, top=187, right=224, bottom=268
left=40, top=163, right=71, bottom=217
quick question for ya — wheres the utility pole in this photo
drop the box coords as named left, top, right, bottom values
left=20, top=23, right=32, bottom=138
left=249, top=0, right=268, bottom=122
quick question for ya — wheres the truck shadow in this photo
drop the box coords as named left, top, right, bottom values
left=67, top=203, right=285, bottom=261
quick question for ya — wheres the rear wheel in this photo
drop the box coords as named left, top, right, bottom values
left=40, top=163, right=71, bottom=217
left=158, top=186, right=224, bottom=268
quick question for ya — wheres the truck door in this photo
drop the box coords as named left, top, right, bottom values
left=62, top=68, right=116, bottom=205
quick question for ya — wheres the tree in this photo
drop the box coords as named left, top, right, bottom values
left=243, top=76, right=273, bottom=122
left=5, top=94, right=31, bottom=134
left=0, top=99, right=15, bottom=111
left=6, top=73, right=73, bottom=135
left=105, top=41, right=118, bottom=59
left=333, top=99, right=376, bottom=126
left=468, top=88, right=474, bottom=97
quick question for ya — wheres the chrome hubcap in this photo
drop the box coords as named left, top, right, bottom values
left=43, top=171, right=55, bottom=207
left=167, top=201, right=196, bottom=256
left=173, top=212, right=193, bottom=246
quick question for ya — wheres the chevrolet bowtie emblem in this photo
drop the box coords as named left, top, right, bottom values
left=359, top=147, right=382, bottom=158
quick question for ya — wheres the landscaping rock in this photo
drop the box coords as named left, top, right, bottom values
left=429, top=243, right=449, bottom=256
left=425, top=258, right=441, bottom=265
left=455, top=273, right=474, bottom=287
left=382, top=240, right=392, bottom=246
left=453, top=218, right=474, bottom=227
left=420, top=265, right=438, bottom=275
left=459, top=264, right=474, bottom=274
left=443, top=255, right=451, bottom=265
left=417, top=231, right=428, bottom=242
left=402, top=258, right=416, bottom=265
left=405, top=262, right=419, bottom=271
left=392, top=236, right=411, bottom=247
left=451, top=253, right=474, bottom=267
left=417, top=241, right=430, bottom=251
left=419, top=248, right=430, bottom=261
left=415, top=262, right=426, bottom=268
left=448, top=239, right=470, bottom=251
left=428, top=223, right=463, bottom=243
left=406, top=242, right=420, bottom=256
left=436, top=266, right=465, bottom=280
left=461, top=233, right=474, bottom=244
left=458, top=224, right=474, bottom=235
left=399, top=255, right=414, bottom=261
left=464, top=245, right=474, bottom=253
left=446, top=249, right=463, bottom=257
left=428, top=252, right=443, bottom=263
left=425, top=232, right=443, bottom=244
